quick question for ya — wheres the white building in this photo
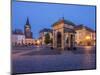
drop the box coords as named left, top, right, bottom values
left=12, top=29, right=25, bottom=46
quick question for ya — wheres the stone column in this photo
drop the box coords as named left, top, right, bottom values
left=53, top=29, right=55, bottom=48
left=64, top=33, right=67, bottom=48
left=73, top=34, right=75, bottom=47
left=61, top=28, right=64, bottom=50
left=55, top=31, right=57, bottom=48
left=68, top=33, right=71, bottom=48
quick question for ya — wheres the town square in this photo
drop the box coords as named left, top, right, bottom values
left=11, top=1, right=96, bottom=74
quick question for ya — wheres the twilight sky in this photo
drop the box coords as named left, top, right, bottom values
left=12, top=1, right=96, bottom=38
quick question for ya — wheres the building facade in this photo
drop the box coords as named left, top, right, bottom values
left=75, top=25, right=95, bottom=46
left=12, top=29, right=25, bottom=46
left=52, top=18, right=76, bottom=50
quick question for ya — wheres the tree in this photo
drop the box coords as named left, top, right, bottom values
left=44, top=33, right=51, bottom=44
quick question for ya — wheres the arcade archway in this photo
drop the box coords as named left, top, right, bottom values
left=57, top=32, right=62, bottom=48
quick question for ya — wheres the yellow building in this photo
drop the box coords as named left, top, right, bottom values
left=75, top=25, right=95, bottom=46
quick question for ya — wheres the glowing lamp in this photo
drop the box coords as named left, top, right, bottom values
left=37, top=40, right=40, bottom=44
left=86, top=36, right=90, bottom=40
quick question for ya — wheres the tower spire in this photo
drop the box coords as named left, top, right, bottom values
left=26, top=17, right=30, bottom=25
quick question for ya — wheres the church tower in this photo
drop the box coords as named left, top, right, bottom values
left=24, top=18, right=33, bottom=38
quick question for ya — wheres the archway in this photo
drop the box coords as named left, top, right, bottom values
left=57, top=32, right=62, bottom=48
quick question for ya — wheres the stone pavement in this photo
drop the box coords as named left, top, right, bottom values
left=11, top=46, right=96, bottom=74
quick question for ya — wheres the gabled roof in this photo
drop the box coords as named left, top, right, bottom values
left=75, top=24, right=95, bottom=32
left=39, top=28, right=53, bottom=33
left=52, top=18, right=75, bottom=27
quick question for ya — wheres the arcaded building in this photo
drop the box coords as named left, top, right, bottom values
left=52, top=18, right=76, bottom=50
left=51, top=18, right=96, bottom=49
